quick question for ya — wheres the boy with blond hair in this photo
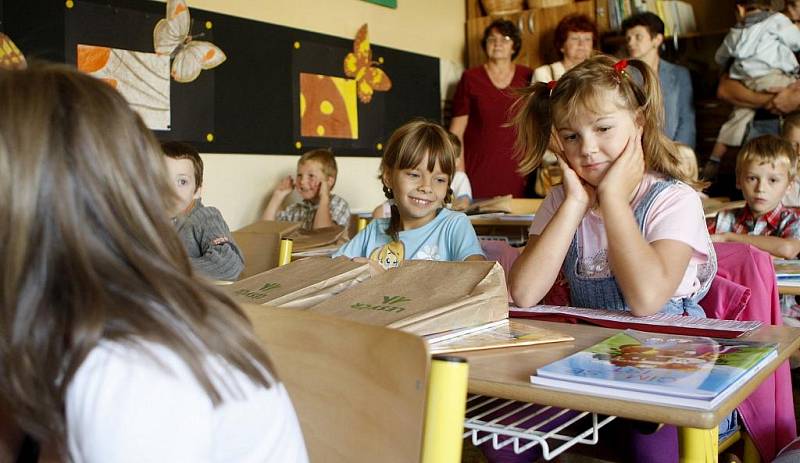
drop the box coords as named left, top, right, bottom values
left=781, top=112, right=800, bottom=206
left=162, top=141, right=244, bottom=281
left=263, top=148, right=351, bottom=230
left=708, top=134, right=800, bottom=259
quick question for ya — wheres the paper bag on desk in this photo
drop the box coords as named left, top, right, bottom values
left=225, top=256, right=371, bottom=308
left=232, top=220, right=301, bottom=279
left=466, top=195, right=513, bottom=215
left=286, top=225, right=348, bottom=252
left=306, top=260, right=509, bottom=336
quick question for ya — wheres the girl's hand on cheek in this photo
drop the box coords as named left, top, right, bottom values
left=597, top=129, right=644, bottom=203
left=559, top=157, right=595, bottom=212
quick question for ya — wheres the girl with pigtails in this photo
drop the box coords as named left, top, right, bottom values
left=481, top=55, right=729, bottom=463
left=509, top=55, right=716, bottom=318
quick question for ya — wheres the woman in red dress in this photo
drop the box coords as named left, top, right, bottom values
left=449, top=19, right=533, bottom=198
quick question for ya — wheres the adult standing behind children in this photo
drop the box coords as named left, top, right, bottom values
left=706, top=0, right=800, bottom=172
left=532, top=14, right=597, bottom=83
left=0, top=63, right=307, bottom=462
left=162, top=141, right=244, bottom=282
left=449, top=19, right=533, bottom=198
left=623, top=12, right=696, bottom=148
left=262, top=148, right=351, bottom=230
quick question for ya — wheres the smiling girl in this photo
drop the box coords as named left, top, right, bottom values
left=510, top=55, right=715, bottom=317
left=333, top=120, right=484, bottom=268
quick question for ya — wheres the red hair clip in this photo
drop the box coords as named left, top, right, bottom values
left=547, top=80, right=558, bottom=90
left=613, top=59, right=628, bottom=75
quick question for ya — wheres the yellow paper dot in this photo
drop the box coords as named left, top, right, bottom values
left=295, top=141, right=302, bottom=149
left=65, top=0, right=74, bottom=8
left=378, top=57, right=384, bottom=64
left=293, top=41, right=301, bottom=49
left=320, top=100, right=333, bottom=115
left=376, top=143, right=383, bottom=150
left=316, top=125, right=325, bottom=136
left=205, top=21, right=213, bottom=30
left=206, top=133, right=214, bottom=142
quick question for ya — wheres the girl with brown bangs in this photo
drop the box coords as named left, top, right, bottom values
left=334, top=120, right=484, bottom=269
left=482, top=54, right=722, bottom=463
left=0, top=64, right=307, bottom=462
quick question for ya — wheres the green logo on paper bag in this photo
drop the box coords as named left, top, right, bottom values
left=234, top=282, right=281, bottom=300
left=351, top=295, right=411, bottom=313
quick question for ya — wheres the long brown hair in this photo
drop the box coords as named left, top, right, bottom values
left=0, top=63, right=275, bottom=447
left=380, top=120, right=456, bottom=241
left=512, top=54, right=703, bottom=189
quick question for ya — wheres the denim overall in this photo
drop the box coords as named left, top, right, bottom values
left=563, top=179, right=716, bottom=317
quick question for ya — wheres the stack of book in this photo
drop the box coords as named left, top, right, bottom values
left=606, top=0, right=696, bottom=36
left=530, top=330, right=777, bottom=410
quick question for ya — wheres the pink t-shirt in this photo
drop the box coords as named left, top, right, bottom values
left=529, top=173, right=712, bottom=298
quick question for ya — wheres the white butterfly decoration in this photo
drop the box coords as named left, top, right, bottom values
left=153, top=0, right=226, bottom=83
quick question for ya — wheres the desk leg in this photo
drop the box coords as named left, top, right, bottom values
left=678, top=426, right=718, bottom=463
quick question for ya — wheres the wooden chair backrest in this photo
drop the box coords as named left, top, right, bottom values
left=509, top=198, right=543, bottom=215
left=243, top=305, right=430, bottom=463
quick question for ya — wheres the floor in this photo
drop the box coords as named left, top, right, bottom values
left=461, top=369, right=800, bottom=463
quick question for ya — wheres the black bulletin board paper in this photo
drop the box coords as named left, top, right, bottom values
left=3, top=0, right=441, bottom=157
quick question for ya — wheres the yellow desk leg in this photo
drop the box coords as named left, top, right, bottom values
left=743, top=432, right=760, bottom=463
left=678, top=426, right=718, bottom=463
left=278, top=238, right=293, bottom=266
left=421, top=355, right=468, bottom=463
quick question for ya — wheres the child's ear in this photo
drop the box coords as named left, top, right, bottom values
left=193, top=186, right=203, bottom=199
left=381, top=171, right=393, bottom=190
left=326, top=175, right=335, bottom=189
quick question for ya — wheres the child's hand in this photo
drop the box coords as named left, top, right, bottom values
left=274, top=175, right=294, bottom=197
left=318, top=176, right=332, bottom=202
left=597, top=129, right=644, bottom=203
left=558, top=156, right=595, bottom=211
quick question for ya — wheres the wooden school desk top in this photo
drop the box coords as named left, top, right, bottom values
left=458, top=319, right=800, bottom=430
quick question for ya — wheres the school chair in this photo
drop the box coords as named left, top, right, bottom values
left=243, top=305, right=469, bottom=463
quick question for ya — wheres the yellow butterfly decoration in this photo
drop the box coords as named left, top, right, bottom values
left=153, top=0, right=226, bottom=83
left=0, top=33, right=27, bottom=70
left=343, top=24, right=391, bottom=104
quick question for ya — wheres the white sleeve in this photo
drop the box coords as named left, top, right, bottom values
left=643, top=183, right=709, bottom=259
left=67, top=345, right=213, bottom=463
left=529, top=186, right=565, bottom=236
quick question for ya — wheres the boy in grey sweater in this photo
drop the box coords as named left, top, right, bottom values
left=162, top=141, right=244, bottom=281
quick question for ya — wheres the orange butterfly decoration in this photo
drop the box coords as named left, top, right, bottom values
left=0, top=33, right=27, bottom=70
left=343, top=24, right=391, bottom=104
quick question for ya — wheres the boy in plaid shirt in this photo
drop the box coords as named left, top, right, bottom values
left=708, top=135, right=800, bottom=324
left=262, top=149, right=351, bottom=230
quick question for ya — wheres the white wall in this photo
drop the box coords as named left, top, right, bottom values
left=180, top=0, right=466, bottom=229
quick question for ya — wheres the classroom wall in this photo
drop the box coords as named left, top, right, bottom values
left=181, top=0, right=467, bottom=229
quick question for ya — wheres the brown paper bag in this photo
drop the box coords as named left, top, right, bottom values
left=232, top=220, right=301, bottom=279
left=466, top=195, right=513, bottom=214
left=286, top=225, right=348, bottom=252
left=225, top=256, right=371, bottom=308
left=306, top=260, right=509, bottom=336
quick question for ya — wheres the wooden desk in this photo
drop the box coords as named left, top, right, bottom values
left=778, top=283, right=800, bottom=296
left=460, top=320, right=800, bottom=461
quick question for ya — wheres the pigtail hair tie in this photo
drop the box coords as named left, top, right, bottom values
left=547, top=79, right=557, bottom=96
left=613, top=58, right=628, bottom=76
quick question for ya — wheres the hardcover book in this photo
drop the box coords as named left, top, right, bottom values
left=530, top=330, right=777, bottom=410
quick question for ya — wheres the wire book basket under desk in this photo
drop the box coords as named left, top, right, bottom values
left=464, top=395, right=617, bottom=459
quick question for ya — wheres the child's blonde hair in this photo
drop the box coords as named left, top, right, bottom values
left=675, top=143, right=700, bottom=183
left=299, top=148, right=338, bottom=187
left=512, top=54, right=702, bottom=189
left=736, top=134, right=796, bottom=178
left=380, top=120, right=457, bottom=240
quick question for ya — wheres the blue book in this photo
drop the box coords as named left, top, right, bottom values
left=531, top=330, right=777, bottom=410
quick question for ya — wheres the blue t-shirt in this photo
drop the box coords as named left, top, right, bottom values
left=333, top=208, right=484, bottom=269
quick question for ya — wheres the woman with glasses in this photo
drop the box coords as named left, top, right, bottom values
left=533, top=14, right=597, bottom=83
left=449, top=19, right=533, bottom=199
